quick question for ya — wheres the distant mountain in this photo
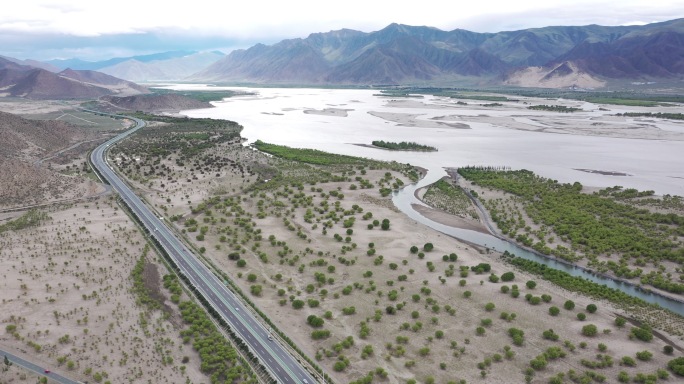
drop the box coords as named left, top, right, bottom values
left=0, top=57, right=148, bottom=99
left=98, top=51, right=225, bottom=81
left=191, top=19, right=684, bottom=87
left=46, top=50, right=198, bottom=71
left=0, top=55, right=60, bottom=72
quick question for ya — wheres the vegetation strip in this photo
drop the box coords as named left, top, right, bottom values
left=616, top=112, right=684, bottom=120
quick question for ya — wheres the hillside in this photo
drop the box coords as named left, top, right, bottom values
left=0, top=110, right=101, bottom=208
left=191, top=19, right=684, bottom=87
left=0, top=57, right=148, bottom=99
left=0, top=110, right=88, bottom=160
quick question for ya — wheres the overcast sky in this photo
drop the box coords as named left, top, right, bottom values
left=1, top=0, right=682, bottom=61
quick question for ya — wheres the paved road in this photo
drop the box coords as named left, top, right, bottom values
left=1, top=348, right=80, bottom=384
left=89, top=115, right=316, bottom=384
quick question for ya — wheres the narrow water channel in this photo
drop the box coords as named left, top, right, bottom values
left=392, top=169, right=684, bottom=316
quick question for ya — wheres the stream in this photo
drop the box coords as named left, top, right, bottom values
left=392, top=169, right=684, bottom=316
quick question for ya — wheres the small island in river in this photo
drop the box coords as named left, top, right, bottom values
left=368, top=140, right=438, bottom=152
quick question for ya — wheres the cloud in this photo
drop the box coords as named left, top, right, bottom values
left=2, top=0, right=683, bottom=60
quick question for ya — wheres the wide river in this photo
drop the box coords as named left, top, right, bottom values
left=169, top=85, right=684, bottom=195
left=161, top=85, right=684, bottom=313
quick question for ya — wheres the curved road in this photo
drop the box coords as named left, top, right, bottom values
left=89, top=115, right=316, bottom=384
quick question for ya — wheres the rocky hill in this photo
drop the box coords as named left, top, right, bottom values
left=100, top=93, right=213, bottom=112
left=0, top=110, right=88, bottom=160
left=0, top=110, right=100, bottom=208
left=190, top=19, right=684, bottom=88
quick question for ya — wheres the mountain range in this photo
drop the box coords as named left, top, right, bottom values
left=3, top=19, right=683, bottom=92
left=191, top=18, right=684, bottom=88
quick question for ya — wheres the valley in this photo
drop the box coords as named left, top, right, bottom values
left=1, top=88, right=684, bottom=384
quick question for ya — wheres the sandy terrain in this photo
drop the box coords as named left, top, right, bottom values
left=368, top=111, right=470, bottom=129
left=0, top=199, right=206, bottom=383
left=371, top=97, right=684, bottom=141
left=412, top=204, right=488, bottom=234
left=304, top=108, right=353, bottom=117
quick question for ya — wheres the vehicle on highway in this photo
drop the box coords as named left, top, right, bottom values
left=44, top=369, right=50, bottom=374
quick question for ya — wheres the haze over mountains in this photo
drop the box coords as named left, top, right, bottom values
left=46, top=50, right=226, bottom=82
left=191, top=18, right=684, bottom=88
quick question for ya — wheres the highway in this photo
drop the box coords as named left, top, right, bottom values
left=89, top=115, right=317, bottom=384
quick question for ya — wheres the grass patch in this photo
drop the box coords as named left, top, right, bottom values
left=0, top=210, right=49, bottom=234
left=423, top=179, right=477, bottom=218
left=253, top=140, right=369, bottom=166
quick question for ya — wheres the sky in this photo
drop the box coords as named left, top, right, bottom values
left=1, top=0, right=682, bottom=61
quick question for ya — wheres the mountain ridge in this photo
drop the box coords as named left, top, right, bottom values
left=191, top=19, right=684, bottom=88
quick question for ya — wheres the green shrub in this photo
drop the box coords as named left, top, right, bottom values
left=501, top=272, right=515, bottom=282
left=630, top=326, right=653, bottom=342
left=581, top=324, right=598, bottom=337
left=668, top=357, right=684, bottom=376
